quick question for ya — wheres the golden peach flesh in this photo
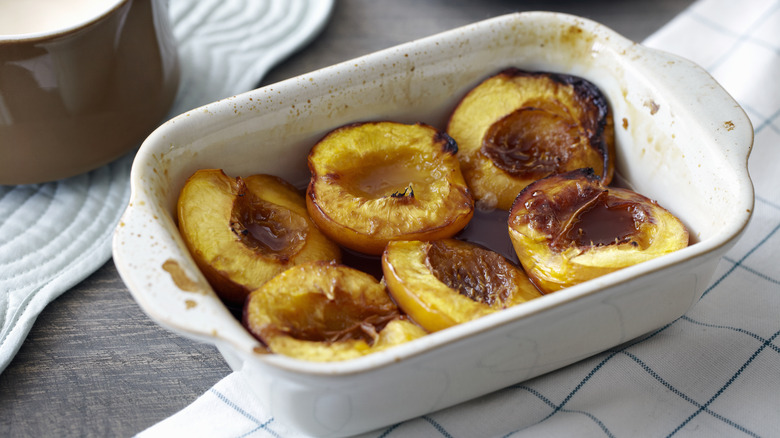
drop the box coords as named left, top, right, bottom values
left=243, top=261, right=426, bottom=361
left=447, top=68, right=615, bottom=210
left=306, top=121, right=474, bottom=255
left=508, top=168, right=689, bottom=293
left=382, top=239, right=542, bottom=332
left=230, top=182, right=308, bottom=261
left=176, top=169, right=341, bottom=304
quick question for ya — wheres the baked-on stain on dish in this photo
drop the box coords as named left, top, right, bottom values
left=162, top=259, right=201, bottom=293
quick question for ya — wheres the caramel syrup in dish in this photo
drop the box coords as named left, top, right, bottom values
left=341, top=249, right=384, bottom=280
left=455, top=208, right=519, bottom=264
left=562, top=194, right=640, bottom=248
left=339, top=207, right=521, bottom=280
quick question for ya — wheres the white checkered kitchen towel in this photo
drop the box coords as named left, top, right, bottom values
left=139, top=0, right=780, bottom=436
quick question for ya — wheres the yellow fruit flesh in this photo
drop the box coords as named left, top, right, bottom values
left=447, top=69, right=614, bottom=210
left=382, top=239, right=542, bottom=332
left=307, top=122, right=474, bottom=255
left=244, top=261, right=426, bottom=361
left=508, top=169, right=689, bottom=293
left=176, top=170, right=340, bottom=304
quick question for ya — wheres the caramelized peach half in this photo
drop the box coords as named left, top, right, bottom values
left=508, top=168, right=689, bottom=293
left=447, top=68, right=615, bottom=210
left=382, top=239, right=542, bottom=332
left=306, top=121, right=474, bottom=255
left=243, top=261, right=426, bottom=361
left=177, top=169, right=341, bottom=304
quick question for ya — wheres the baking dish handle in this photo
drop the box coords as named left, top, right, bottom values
left=113, top=200, right=262, bottom=354
left=641, top=46, right=754, bottom=176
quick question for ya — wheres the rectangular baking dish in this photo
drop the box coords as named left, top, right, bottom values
left=113, top=12, right=753, bottom=437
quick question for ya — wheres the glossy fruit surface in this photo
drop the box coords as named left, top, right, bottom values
left=382, top=239, right=542, bottom=332
left=306, top=121, right=474, bottom=255
left=244, top=261, right=426, bottom=361
left=508, top=168, right=689, bottom=293
left=447, top=68, right=615, bottom=210
left=177, top=169, right=341, bottom=304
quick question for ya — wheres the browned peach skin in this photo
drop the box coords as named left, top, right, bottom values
left=177, top=169, right=341, bottom=305
left=447, top=68, right=615, bottom=210
left=508, top=168, right=689, bottom=293
left=243, top=261, right=426, bottom=361
left=306, top=121, right=474, bottom=255
left=382, top=239, right=542, bottom=332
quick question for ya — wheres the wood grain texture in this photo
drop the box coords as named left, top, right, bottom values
left=0, top=1, right=693, bottom=436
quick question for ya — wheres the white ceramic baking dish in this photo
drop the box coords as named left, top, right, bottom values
left=112, top=12, right=753, bottom=437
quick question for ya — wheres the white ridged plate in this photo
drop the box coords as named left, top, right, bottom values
left=0, top=0, right=333, bottom=373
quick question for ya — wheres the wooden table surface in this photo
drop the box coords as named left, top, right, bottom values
left=0, top=1, right=694, bottom=436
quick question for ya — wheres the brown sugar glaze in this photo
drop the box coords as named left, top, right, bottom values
left=261, top=287, right=400, bottom=344
left=559, top=192, right=643, bottom=250
left=231, top=179, right=308, bottom=261
left=426, top=239, right=517, bottom=305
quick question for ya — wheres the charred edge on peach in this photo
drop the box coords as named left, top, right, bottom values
left=563, top=167, right=600, bottom=182
left=390, top=185, right=415, bottom=199
left=548, top=72, right=612, bottom=180
left=508, top=167, right=597, bottom=227
left=435, top=131, right=459, bottom=155
left=497, top=67, right=608, bottom=117
left=511, top=167, right=599, bottom=208
left=512, top=168, right=651, bottom=251
left=500, top=68, right=612, bottom=179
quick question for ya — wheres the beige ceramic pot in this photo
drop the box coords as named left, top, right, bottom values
left=0, top=0, right=178, bottom=184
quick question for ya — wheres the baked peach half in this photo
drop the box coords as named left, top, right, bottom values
left=447, top=68, right=615, bottom=210
left=243, top=261, right=426, bottom=361
left=508, top=168, right=689, bottom=293
left=177, top=169, right=341, bottom=304
left=382, top=239, right=542, bottom=332
left=306, top=121, right=474, bottom=255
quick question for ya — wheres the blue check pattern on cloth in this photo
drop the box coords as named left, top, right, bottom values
left=138, top=0, right=780, bottom=436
